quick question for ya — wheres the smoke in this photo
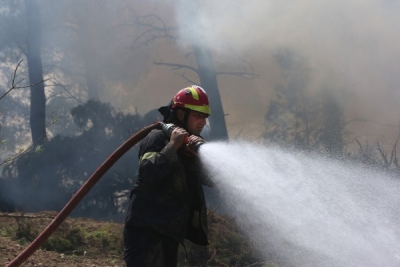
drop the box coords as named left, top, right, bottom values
left=1, top=0, right=400, bottom=213
left=1, top=0, right=399, bottom=141
left=177, top=0, right=400, bottom=84
left=173, top=0, right=400, bottom=139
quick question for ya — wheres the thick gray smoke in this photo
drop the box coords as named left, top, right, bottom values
left=174, top=0, right=400, bottom=139
left=2, top=0, right=400, bottom=143
left=1, top=0, right=400, bottom=217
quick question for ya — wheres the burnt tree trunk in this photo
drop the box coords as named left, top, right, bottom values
left=192, top=44, right=228, bottom=141
left=178, top=0, right=228, bottom=141
left=26, top=0, right=47, bottom=145
left=77, top=3, right=99, bottom=100
left=321, top=90, right=343, bottom=155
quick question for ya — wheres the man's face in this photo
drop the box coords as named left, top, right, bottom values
left=177, top=109, right=208, bottom=135
left=187, top=110, right=208, bottom=135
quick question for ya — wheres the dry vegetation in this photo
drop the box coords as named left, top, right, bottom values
left=0, top=211, right=276, bottom=267
left=0, top=211, right=125, bottom=267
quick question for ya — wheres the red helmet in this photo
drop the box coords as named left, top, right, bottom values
left=171, top=85, right=211, bottom=115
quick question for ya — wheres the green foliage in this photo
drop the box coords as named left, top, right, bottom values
left=41, top=226, right=85, bottom=253
left=34, top=145, right=42, bottom=154
left=43, top=236, right=74, bottom=253
left=15, top=218, right=37, bottom=243
left=85, top=226, right=124, bottom=254
left=14, top=217, right=85, bottom=253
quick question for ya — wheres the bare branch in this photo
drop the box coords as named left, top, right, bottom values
left=355, top=138, right=363, bottom=152
left=216, top=70, right=259, bottom=79
left=129, top=12, right=179, bottom=49
left=0, top=59, right=24, bottom=100
left=0, top=59, right=49, bottom=101
left=345, top=118, right=398, bottom=128
left=175, top=72, right=198, bottom=84
left=46, top=76, right=84, bottom=104
left=210, top=39, right=259, bottom=79
left=389, top=125, right=400, bottom=167
left=0, top=113, right=58, bottom=167
left=153, top=61, right=199, bottom=83
left=376, top=142, right=388, bottom=166
left=206, top=248, right=218, bottom=266
left=154, top=61, right=199, bottom=74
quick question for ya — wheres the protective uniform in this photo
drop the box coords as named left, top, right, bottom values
left=124, top=85, right=212, bottom=267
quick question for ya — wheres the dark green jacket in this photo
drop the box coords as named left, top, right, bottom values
left=125, top=129, right=211, bottom=246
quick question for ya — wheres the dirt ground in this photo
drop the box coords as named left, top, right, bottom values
left=0, top=236, right=124, bottom=267
left=0, top=212, right=125, bottom=267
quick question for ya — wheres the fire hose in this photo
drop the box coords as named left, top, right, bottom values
left=5, top=121, right=196, bottom=267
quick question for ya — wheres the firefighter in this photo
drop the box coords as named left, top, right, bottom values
left=124, top=85, right=213, bottom=267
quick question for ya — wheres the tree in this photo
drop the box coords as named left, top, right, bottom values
left=264, top=48, right=318, bottom=150
left=0, top=60, right=48, bottom=211
left=25, top=0, right=47, bottom=145
left=263, top=47, right=345, bottom=154
left=128, top=0, right=257, bottom=141
left=192, top=43, right=228, bottom=140
left=321, top=89, right=344, bottom=155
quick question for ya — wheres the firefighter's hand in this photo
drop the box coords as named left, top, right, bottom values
left=186, top=135, right=205, bottom=156
left=170, top=127, right=189, bottom=152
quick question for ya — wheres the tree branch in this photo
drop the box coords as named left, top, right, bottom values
left=216, top=70, right=259, bottom=79
left=211, top=39, right=259, bottom=79
left=0, top=112, right=58, bottom=167
left=0, top=59, right=48, bottom=101
left=376, top=141, right=388, bottom=166
left=46, top=76, right=84, bottom=104
left=153, top=61, right=199, bottom=74
left=129, top=12, right=178, bottom=49
left=345, top=118, right=398, bottom=128
left=389, top=125, right=400, bottom=167
left=0, top=60, right=24, bottom=101
left=175, top=72, right=198, bottom=84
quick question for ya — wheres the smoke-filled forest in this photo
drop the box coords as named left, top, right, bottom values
left=1, top=0, right=400, bottom=266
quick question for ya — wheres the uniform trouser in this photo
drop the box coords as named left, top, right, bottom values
left=123, top=225, right=179, bottom=267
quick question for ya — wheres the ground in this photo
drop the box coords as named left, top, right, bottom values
left=0, top=211, right=273, bottom=267
left=0, top=212, right=125, bottom=267
left=0, top=235, right=123, bottom=267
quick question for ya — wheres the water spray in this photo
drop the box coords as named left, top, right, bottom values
left=5, top=121, right=198, bottom=267
left=198, top=141, right=400, bottom=267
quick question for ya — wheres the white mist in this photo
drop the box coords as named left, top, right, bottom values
left=199, top=141, right=400, bottom=267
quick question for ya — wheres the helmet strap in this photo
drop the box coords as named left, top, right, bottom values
left=183, top=109, right=190, bottom=129
left=170, top=108, right=188, bottom=129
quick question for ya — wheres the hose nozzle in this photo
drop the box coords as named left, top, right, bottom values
left=159, top=122, right=205, bottom=153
